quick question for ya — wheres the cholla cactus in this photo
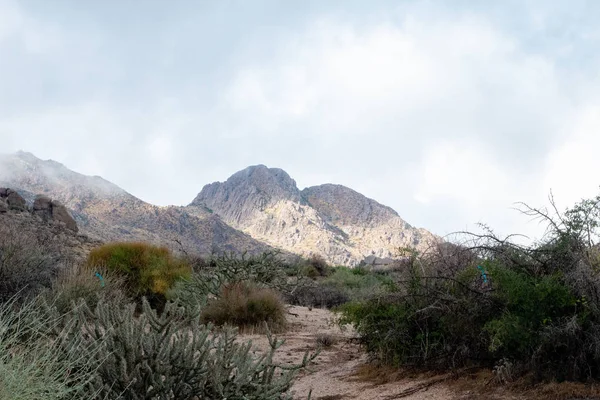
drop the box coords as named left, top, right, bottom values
left=71, top=298, right=315, bottom=400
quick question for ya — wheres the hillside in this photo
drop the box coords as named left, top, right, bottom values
left=0, top=152, right=271, bottom=256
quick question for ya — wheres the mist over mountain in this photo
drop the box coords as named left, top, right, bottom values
left=0, top=151, right=271, bottom=256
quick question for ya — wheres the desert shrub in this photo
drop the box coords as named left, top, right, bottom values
left=86, top=242, right=191, bottom=306
left=300, top=254, right=331, bottom=279
left=0, top=218, right=64, bottom=303
left=65, top=297, right=313, bottom=399
left=301, top=264, right=321, bottom=279
left=340, top=192, right=600, bottom=382
left=200, top=282, right=287, bottom=332
left=315, top=333, right=337, bottom=348
left=285, top=283, right=350, bottom=309
left=285, top=266, right=394, bottom=309
left=169, top=251, right=307, bottom=314
left=46, top=265, right=129, bottom=315
left=323, top=266, right=394, bottom=301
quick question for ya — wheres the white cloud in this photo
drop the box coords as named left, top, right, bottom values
left=543, top=106, right=600, bottom=209
left=1, top=0, right=600, bottom=241
left=219, top=11, right=576, bottom=237
left=0, top=0, right=62, bottom=54
left=414, top=140, right=509, bottom=207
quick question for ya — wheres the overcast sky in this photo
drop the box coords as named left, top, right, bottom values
left=1, top=0, right=600, bottom=240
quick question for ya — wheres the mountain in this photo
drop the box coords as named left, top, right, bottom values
left=0, top=152, right=271, bottom=256
left=0, top=153, right=437, bottom=265
left=190, top=165, right=437, bottom=265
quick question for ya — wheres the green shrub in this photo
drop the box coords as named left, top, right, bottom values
left=201, top=282, right=287, bottom=332
left=86, top=242, right=191, bottom=303
left=483, top=266, right=577, bottom=358
left=285, top=266, right=394, bottom=309
left=324, top=266, right=394, bottom=301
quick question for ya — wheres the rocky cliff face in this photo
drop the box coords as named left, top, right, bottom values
left=302, top=184, right=435, bottom=261
left=190, top=165, right=438, bottom=265
left=0, top=152, right=271, bottom=256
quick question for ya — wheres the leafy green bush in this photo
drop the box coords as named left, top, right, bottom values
left=86, top=242, right=191, bottom=305
left=201, top=282, right=287, bottom=332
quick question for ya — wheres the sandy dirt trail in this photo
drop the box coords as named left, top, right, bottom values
left=242, top=306, right=457, bottom=400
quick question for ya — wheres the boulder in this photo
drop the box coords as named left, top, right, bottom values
left=33, top=195, right=78, bottom=232
left=32, top=195, right=52, bottom=217
left=52, top=201, right=78, bottom=232
left=0, top=198, right=7, bottom=213
left=0, top=188, right=26, bottom=211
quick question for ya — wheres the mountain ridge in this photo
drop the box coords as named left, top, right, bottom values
left=1, top=152, right=438, bottom=265
left=191, top=164, right=437, bottom=265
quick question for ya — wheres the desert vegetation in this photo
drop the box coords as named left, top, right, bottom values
left=0, top=242, right=318, bottom=399
left=339, top=192, right=600, bottom=384
left=3, top=191, right=600, bottom=399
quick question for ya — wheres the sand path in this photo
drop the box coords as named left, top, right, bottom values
left=241, top=305, right=456, bottom=400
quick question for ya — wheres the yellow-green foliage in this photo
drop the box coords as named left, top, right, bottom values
left=201, top=282, right=287, bottom=332
left=86, top=242, right=191, bottom=297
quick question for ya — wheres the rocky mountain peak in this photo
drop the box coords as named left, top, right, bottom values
left=213, top=164, right=299, bottom=200
left=189, top=166, right=437, bottom=265
left=190, top=164, right=302, bottom=225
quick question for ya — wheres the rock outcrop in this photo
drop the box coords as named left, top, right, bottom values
left=0, top=187, right=80, bottom=232
left=33, top=195, right=79, bottom=232
left=0, top=187, right=26, bottom=211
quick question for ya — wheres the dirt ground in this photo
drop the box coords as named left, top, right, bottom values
left=241, top=306, right=600, bottom=400
left=242, top=305, right=456, bottom=400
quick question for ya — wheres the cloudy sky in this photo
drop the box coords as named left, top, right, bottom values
left=1, top=0, right=600, bottom=240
